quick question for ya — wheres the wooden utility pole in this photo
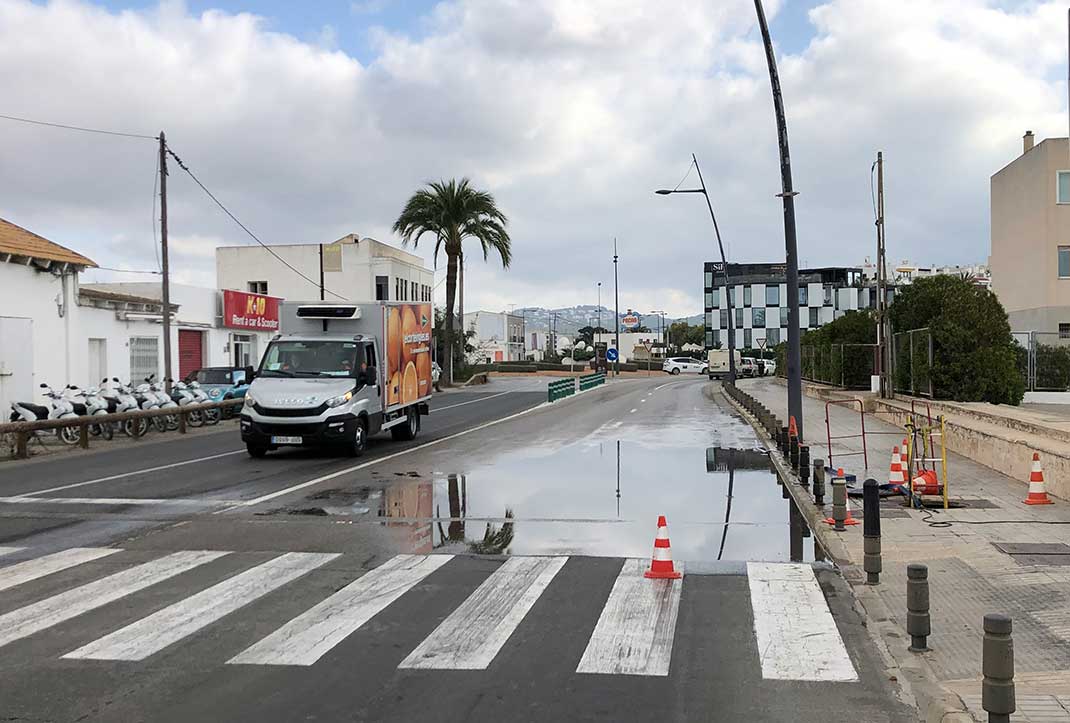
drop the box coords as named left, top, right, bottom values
left=875, top=151, right=890, bottom=398
left=159, top=132, right=173, bottom=391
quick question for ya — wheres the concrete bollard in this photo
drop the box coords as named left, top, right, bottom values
left=863, top=478, right=881, bottom=585
left=798, top=445, right=810, bottom=485
left=831, top=473, right=847, bottom=531
left=982, top=613, right=1015, bottom=723
left=907, top=564, right=931, bottom=652
left=813, top=459, right=826, bottom=505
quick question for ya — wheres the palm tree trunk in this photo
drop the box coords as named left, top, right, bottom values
left=447, top=474, right=464, bottom=541
left=444, top=249, right=458, bottom=385
left=458, top=250, right=464, bottom=341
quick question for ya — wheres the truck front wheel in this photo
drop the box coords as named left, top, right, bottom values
left=349, top=418, right=368, bottom=457
left=391, top=409, right=420, bottom=441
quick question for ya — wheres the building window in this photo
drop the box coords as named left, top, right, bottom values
left=766, top=285, right=780, bottom=306
left=735, top=308, right=744, bottom=328
left=710, top=288, right=719, bottom=308
left=704, top=270, right=714, bottom=288
left=129, top=337, right=159, bottom=383
left=744, top=329, right=752, bottom=348
left=375, top=276, right=388, bottom=301
left=705, top=331, right=714, bottom=348
left=1060, top=324, right=1070, bottom=339
left=809, top=307, right=820, bottom=327
left=780, top=306, right=789, bottom=326
left=798, top=286, right=808, bottom=306
left=247, top=281, right=268, bottom=295
left=824, top=285, right=832, bottom=306
left=743, top=285, right=752, bottom=307
left=1060, top=247, right=1070, bottom=278
left=712, top=330, right=720, bottom=348
left=719, top=309, right=729, bottom=328
left=705, top=311, right=714, bottom=328
left=411, top=280, right=418, bottom=300
left=766, top=328, right=780, bottom=345
left=705, top=292, right=714, bottom=309
left=752, top=307, right=766, bottom=327
left=1059, top=171, right=1070, bottom=204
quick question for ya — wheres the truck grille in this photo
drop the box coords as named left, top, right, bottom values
left=253, top=403, right=328, bottom=418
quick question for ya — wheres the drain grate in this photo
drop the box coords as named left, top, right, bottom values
left=993, top=542, right=1070, bottom=555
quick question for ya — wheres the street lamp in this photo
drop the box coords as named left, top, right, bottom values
left=656, top=154, right=737, bottom=383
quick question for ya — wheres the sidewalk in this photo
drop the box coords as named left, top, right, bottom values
left=737, top=377, right=1070, bottom=723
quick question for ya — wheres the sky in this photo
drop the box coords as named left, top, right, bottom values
left=0, top=0, right=1067, bottom=318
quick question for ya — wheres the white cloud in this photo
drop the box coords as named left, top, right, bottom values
left=0, top=0, right=1066, bottom=319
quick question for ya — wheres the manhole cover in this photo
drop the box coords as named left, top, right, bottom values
left=993, top=542, right=1070, bottom=555
left=1011, top=554, right=1070, bottom=567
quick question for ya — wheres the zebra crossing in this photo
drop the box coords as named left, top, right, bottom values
left=0, top=546, right=858, bottom=682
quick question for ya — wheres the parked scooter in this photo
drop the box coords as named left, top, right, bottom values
left=68, top=384, right=114, bottom=440
left=8, top=383, right=80, bottom=445
left=169, top=380, right=204, bottom=427
left=133, top=377, right=166, bottom=433
left=187, top=380, right=221, bottom=425
left=141, top=376, right=179, bottom=432
left=101, top=378, right=146, bottom=437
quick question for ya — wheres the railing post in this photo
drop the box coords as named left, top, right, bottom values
left=863, top=478, right=881, bottom=585
left=15, top=430, right=28, bottom=459
left=178, top=410, right=187, bottom=434
left=812, top=458, right=825, bottom=505
left=79, top=422, right=89, bottom=449
left=798, top=445, right=810, bottom=485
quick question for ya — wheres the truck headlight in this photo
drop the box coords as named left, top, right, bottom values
left=325, top=390, right=353, bottom=408
left=243, top=391, right=256, bottom=409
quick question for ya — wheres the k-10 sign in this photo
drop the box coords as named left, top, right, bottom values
left=223, top=289, right=281, bottom=331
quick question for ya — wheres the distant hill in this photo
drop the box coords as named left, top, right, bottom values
left=513, top=306, right=702, bottom=333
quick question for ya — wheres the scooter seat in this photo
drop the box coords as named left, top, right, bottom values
left=71, top=402, right=88, bottom=416
left=14, top=402, right=49, bottom=419
left=106, top=399, right=118, bottom=413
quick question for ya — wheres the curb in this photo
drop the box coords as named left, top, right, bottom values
left=718, top=382, right=975, bottom=723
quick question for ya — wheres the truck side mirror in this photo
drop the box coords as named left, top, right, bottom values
left=364, top=367, right=378, bottom=386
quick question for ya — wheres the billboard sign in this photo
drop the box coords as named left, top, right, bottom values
left=621, top=313, right=641, bottom=330
left=384, top=303, right=434, bottom=408
left=222, top=289, right=281, bottom=331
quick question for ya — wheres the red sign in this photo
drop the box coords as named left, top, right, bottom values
left=622, top=313, right=641, bottom=330
left=222, top=289, right=280, bottom=331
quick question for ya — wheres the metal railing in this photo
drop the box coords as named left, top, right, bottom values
left=800, top=343, right=878, bottom=390
left=892, top=327, right=933, bottom=398
left=547, top=378, right=576, bottom=402
left=1013, top=331, right=1070, bottom=392
left=578, top=372, right=606, bottom=391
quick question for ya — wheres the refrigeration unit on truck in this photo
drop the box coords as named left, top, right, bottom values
left=240, top=301, right=434, bottom=458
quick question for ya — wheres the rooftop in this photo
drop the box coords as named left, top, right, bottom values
left=0, top=217, right=97, bottom=268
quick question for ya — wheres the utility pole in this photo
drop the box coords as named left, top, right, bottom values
left=158, top=131, right=173, bottom=391
left=755, top=0, right=803, bottom=440
left=875, top=151, right=890, bottom=398
left=613, top=238, right=620, bottom=377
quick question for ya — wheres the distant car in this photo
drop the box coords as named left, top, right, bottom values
left=760, top=358, right=776, bottom=376
left=738, top=358, right=759, bottom=377
left=187, top=366, right=254, bottom=417
left=663, top=357, right=708, bottom=375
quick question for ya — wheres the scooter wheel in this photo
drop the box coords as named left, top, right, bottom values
left=165, top=414, right=179, bottom=431
left=187, top=410, right=204, bottom=427
left=58, top=426, right=80, bottom=446
left=152, top=416, right=168, bottom=433
left=102, top=424, right=114, bottom=441
left=205, top=408, right=221, bottom=426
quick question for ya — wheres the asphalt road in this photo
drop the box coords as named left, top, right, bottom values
left=0, top=375, right=914, bottom=722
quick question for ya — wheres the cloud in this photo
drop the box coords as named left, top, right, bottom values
left=0, top=0, right=1066, bottom=318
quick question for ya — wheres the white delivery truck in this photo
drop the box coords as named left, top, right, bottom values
left=707, top=348, right=742, bottom=380
left=240, top=301, right=434, bottom=457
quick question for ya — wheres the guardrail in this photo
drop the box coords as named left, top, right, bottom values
left=578, top=372, right=606, bottom=392
left=0, top=399, right=244, bottom=459
left=547, top=378, right=577, bottom=403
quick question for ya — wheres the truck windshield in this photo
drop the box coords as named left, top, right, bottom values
left=259, top=340, right=361, bottom=378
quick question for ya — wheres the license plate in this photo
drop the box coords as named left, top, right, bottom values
left=271, top=436, right=303, bottom=445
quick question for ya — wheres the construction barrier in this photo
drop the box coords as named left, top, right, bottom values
left=547, top=378, right=576, bottom=403
left=578, top=372, right=606, bottom=392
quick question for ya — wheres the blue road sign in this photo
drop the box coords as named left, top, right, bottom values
left=606, top=348, right=619, bottom=362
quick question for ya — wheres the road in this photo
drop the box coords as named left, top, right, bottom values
left=0, top=375, right=912, bottom=722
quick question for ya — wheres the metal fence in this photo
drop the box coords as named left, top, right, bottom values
left=892, top=327, right=933, bottom=397
left=800, top=343, right=878, bottom=390
left=1014, top=331, right=1070, bottom=392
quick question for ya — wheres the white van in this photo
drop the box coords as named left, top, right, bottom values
left=707, top=349, right=742, bottom=380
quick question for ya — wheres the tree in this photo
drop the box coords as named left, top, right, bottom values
left=393, top=178, right=511, bottom=385
left=888, top=275, right=1024, bottom=404
left=577, top=325, right=609, bottom=346
left=776, top=310, right=876, bottom=385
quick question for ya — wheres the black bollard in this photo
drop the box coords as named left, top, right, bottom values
left=798, top=445, right=810, bottom=485
left=813, top=459, right=826, bottom=505
left=863, top=478, right=882, bottom=585
left=789, top=435, right=799, bottom=469
left=831, top=473, right=847, bottom=531
left=982, top=613, right=1015, bottom=723
left=907, top=564, right=931, bottom=652
left=780, top=426, right=790, bottom=455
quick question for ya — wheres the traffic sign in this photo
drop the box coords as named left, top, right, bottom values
left=606, top=348, right=619, bottom=362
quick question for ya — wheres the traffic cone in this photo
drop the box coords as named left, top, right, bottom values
left=644, top=515, right=683, bottom=579
left=911, top=469, right=940, bottom=496
left=1024, top=453, right=1054, bottom=505
left=888, top=446, right=906, bottom=491
left=823, top=469, right=861, bottom=526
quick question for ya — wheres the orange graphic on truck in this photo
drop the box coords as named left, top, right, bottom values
left=385, top=303, right=432, bottom=408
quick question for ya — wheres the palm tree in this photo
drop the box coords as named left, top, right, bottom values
left=393, top=178, right=511, bottom=384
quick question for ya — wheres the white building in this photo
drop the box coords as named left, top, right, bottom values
left=216, top=233, right=434, bottom=305
left=0, top=217, right=275, bottom=411
left=594, top=331, right=663, bottom=363
left=463, top=311, right=526, bottom=363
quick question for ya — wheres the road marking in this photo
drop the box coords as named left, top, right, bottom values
left=576, top=558, right=683, bottom=676
left=746, top=562, right=858, bottom=681
left=431, top=391, right=512, bottom=412
left=0, top=547, right=25, bottom=558
left=629, top=408, right=637, bottom=413
left=0, top=496, right=242, bottom=507
left=21, top=450, right=245, bottom=497
left=399, top=555, right=566, bottom=670
left=0, top=548, right=119, bottom=593
left=234, top=398, right=557, bottom=509
left=65, top=552, right=337, bottom=661
left=230, top=553, right=452, bottom=666
left=0, top=550, right=226, bottom=650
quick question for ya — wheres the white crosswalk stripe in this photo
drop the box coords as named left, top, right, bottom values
left=576, top=558, right=683, bottom=676
left=0, top=546, right=25, bottom=558
left=0, top=550, right=227, bottom=650
left=230, top=553, right=452, bottom=666
left=0, top=548, right=119, bottom=593
left=746, top=562, right=858, bottom=682
left=399, top=555, right=566, bottom=670
left=65, top=552, right=338, bottom=661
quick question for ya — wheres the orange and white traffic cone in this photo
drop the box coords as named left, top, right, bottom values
left=888, top=446, right=906, bottom=491
left=644, top=515, right=683, bottom=579
left=1024, top=453, right=1054, bottom=506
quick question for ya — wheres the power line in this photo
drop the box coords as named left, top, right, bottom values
left=165, top=146, right=348, bottom=301
left=0, top=113, right=158, bottom=140
left=92, top=266, right=162, bottom=275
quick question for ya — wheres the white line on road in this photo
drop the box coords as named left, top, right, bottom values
left=21, top=450, right=245, bottom=497
left=576, top=558, right=683, bottom=676
left=0, top=548, right=119, bottom=593
left=746, top=562, right=858, bottom=681
left=0, top=547, right=25, bottom=558
left=629, top=408, right=637, bottom=414
left=0, top=496, right=243, bottom=507
left=431, top=391, right=512, bottom=412
left=399, top=555, right=566, bottom=670
left=230, top=553, right=452, bottom=666
left=0, top=550, right=227, bottom=650
left=65, top=552, right=338, bottom=661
